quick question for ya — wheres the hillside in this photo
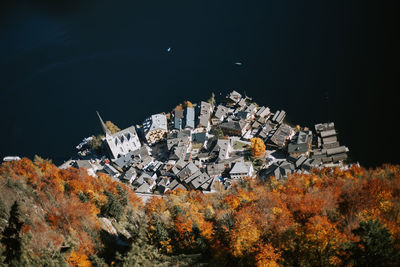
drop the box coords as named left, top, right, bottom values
left=1, top=158, right=400, bottom=266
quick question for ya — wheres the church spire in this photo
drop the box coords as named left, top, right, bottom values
left=96, top=111, right=111, bottom=136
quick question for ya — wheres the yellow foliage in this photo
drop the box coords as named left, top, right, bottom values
left=67, top=251, right=91, bottom=267
left=250, top=137, right=266, bottom=158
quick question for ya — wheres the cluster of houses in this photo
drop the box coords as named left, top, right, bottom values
left=62, top=90, right=350, bottom=196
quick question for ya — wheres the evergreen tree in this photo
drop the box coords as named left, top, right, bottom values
left=1, top=201, right=24, bottom=264
left=101, top=191, right=124, bottom=221
left=348, top=220, right=399, bottom=267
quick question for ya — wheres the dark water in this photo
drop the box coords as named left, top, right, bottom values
left=0, top=0, right=398, bottom=167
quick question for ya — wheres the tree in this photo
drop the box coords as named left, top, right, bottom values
left=250, top=137, right=266, bottom=158
left=347, top=219, right=399, bottom=267
left=101, top=191, right=124, bottom=221
left=89, top=134, right=104, bottom=154
left=1, top=201, right=24, bottom=264
left=185, top=101, right=193, bottom=108
left=105, top=121, right=120, bottom=134
left=207, top=92, right=216, bottom=106
left=213, top=128, right=224, bottom=139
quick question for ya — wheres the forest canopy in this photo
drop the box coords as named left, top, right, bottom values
left=1, top=158, right=400, bottom=266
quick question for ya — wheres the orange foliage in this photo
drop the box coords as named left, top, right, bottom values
left=250, top=137, right=266, bottom=158
left=67, top=250, right=91, bottom=267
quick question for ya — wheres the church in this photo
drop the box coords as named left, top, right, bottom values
left=97, top=111, right=141, bottom=159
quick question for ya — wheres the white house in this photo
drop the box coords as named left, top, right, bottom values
left=97, top=112, right=141, bottom=160
left=229, top=161, right=254, bottom=180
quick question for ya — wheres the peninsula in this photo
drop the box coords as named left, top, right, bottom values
left=61, top=91, right=350, bottom=198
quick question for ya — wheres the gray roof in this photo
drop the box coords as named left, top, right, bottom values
left=245, top=104, right=257, bottom=114
left=322, top=136, right=338, bottom=144
left=177, top=162, right=199, bottom=180
left=167, top=135, right=190, bottom=150
left=326, top=146, right=348, bottom=156
left=74, top=160, right=93, bottom=169
left=237, top=98, right=247, bottom=107
left=227, top=90, right=242, bottom=103
left=295, top=156, right=308, bottom=168
left=237, top=111, right=250, bottom=120
left=120, top=168, right=137, bottom=182
left=143, top=113, right=168, bottom=133
left=230, top=161, right=252, bottom=174
left=136, top=182, right=150, bottom=193
left=185, top=107, right=195, bottom=128
left=320, top=129, right=337, bottom=138
left=189, top=172, right=211, bottom=189
left=192, top=132, right=207, bottom=143
left=220, top=120, right=248, bottom=132
left=211, top=139, right=231, bottom=161
left=198, top=101, right=212, bottom=127
left=262, top=160, right=295, bottom=180
left=270, top=124, right=292, bottom=147
left=214, top=105, right=229, bottom=119
left=287, top=131, right=311, bottom=154
left=207, top=163, right=226, bottom=176
left=315, top=122, right=335, bottom=133
left=174, top=117, right=183, bottom=130
left=256, top=106, right=270, bottom=117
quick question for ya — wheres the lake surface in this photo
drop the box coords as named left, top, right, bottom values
left=0, top=0, right=398, bottom=167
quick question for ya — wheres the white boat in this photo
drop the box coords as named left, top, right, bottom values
left=76, top=136, right=93, bottom=150
left=234, top=62, right=243, bottom=66
left=167, top=47, right=172, bottom=52
left=3, top=156, right=21, bottom=162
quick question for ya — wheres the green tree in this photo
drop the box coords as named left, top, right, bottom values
left=101, top=191, right=124, bottom=221
left=1, top=201, right=24, bottom=264
left=213, top=128, right=224, bottom=139
left=90, top=134, right=105, bottom=154
left=347, top=220, right=399, bottom=267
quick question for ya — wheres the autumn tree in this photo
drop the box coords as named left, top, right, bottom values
left=105, top=120, right=121, bottom=134
left=184, top=101, right=193, bottom=108
left=207, top=92, right=216, bottom=106
left=250, top=137, right=266, bottom=158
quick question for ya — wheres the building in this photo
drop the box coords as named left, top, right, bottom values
left=143, top=113, right=168, bottom=144
left=269, top=124, right=293, bottom=148
left=174, top=107, right=184, bottom=130
left=220, top=120, right=249, bottom=136
left=212, top=105, right=229, bottom=124
left=256, top=106, right=270, bottom=118
left=120, top=167, right=137, bottom=184
left=271, top=110, right=286, bottom=124
left=287, top=131, right=312, bottom=157
left=185, top=107, right=196, bottom=129
left=260, top=160, right=295, bottom=181
left=245, top=103, right=257, bottom=116
left=211, top=139, right=232, bottom=161
left=229, top=161, right=254, bottom=179
left=236, top=111, right=251, bottom=121
left=97, top=111, right=141, bottom=160
left=226, top=90, right=242, bottom=107
left=198, top=101, right=213, bottom=129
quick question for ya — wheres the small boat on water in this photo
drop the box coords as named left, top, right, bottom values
left=76, top=136, right=93, bottom=150
left=167, top=47, right=172, bottom=52
left=234, top=62, right=243, bottom=66
left=3, top=156, right=21, bottom=162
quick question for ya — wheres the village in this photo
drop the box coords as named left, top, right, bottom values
left=60, top=91, right=350, bottom=197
